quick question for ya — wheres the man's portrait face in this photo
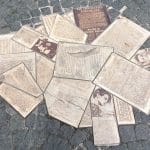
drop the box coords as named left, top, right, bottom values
left=135, top=49, right=150, bottom=67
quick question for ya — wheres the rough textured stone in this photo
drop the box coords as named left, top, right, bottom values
left=127, top=142, right=143, bottom=150
left=38, top=0, right=49, bottom=8
left=110, top=144, right=128, bottom=150
left=141, top=140, right=150, bottom=150
left=119, top=125, right=136, bottom=143
left=30, top=8, right=41, bottom=17
left=135, top=124, right=150, bottom=140
left=40, top=6, right=52, bottom=15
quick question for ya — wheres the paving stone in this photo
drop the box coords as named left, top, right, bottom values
left=19, top=11, right=31, bottom=20
left=141, top=140, right=150, bottom=150
left=41, top=134, right=72, bottom=150
left=38, top=102, right=48, bottom=116
left=9, top=114, right=26, bottom=131
left=6, top=105, right=18, bottom=116
left=135, top=124, right=150, bottom=140
left=110, top=144, right=128, bottom=150
left=47, top=118, right=61, bottom=135
left=12, top=129, right=28, bottom=149
left=21, top=19, right=32, bottom=25
left=38, top=0, right=49, bottom=7
left=0, top=97, right=6, bottom=110
left=0, top=135, right=13, bottom=150
left=74, top=143, right=87, bottom=150
left=133, top=108, right=142, bottom=124
left=70, top=129, right=90, bottom=147
left=0, top=109, right=11, bottom=127
left=31, top=17, right=41, bottom=27
left=9, top=21, right=22, bottom=31
left=51, top=0, right=62, bottom=13
left=60, top=124, right=74, bottom=139
left=25, top=113, right=37, bottom=129
left=30, top=8, right=41, bottom=17
left=84, top=140, right=97, bottom=150
left=140, top=112, right=150, bottom=125
left=40, top=6, right=52, bottom=15
left=119, top=125, right=136, bottom=143
left=127, top=141, right=143, bottom=150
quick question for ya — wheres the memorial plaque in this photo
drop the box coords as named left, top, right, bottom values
left=0, top=33, right=31, bottom=54
left=94, top=53, right=150, bottom=114
left=79, top=101, right=92, bottom=128
left=0, top=52, right=36, bottom=78
left=114, top=96, right=135, bottom=125
left=36, top=53, right=55, bottom=91
left=131, top=48, right=150, bottom=71
left=44, top=77, right=94, bottom=128
left=92, top=16, right=150, bottom=59
left=91, top=87, right=120, bottom=146
left=32, top=37, right=57, bottom=60
left=47, top=14, right=88, bottom=43
left=54, top=42, right=113, bottom=81
left=1, top=63, right=42, bottom=97
left=0, top=83, right=43, bottom=118
left=73, top=6, right=110, bottom=43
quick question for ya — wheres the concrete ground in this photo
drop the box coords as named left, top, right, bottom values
left=0, top=0, right=150, bottom=150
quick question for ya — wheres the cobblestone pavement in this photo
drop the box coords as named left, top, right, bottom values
left=0, top=0, right=150, bottom=150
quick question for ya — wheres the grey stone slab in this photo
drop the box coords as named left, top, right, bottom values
left=25, top=113, right=37, bottom=129
left=83, top=140, right=97, bottom=150
left=51, top=0, right=62, bottom=13
left=9, top=21, right=21, bottom=31
left=141, top=140, right=150, bottom=150
left=38, top=102, right=48, bottom=116
left=40, top=6, right=52, bottom=15
left=140, top=112, right=150, bottom=125
left=21, top=19, right=32, bottom=26
left=110, top=144, right=128, bottom=150
left=119, top=125, right=136, bottom=143
left=38, top=0, right=49, bottom=8
left=127, top=141, right=143, bottom=150
left=70, top=129, right=90, bottom=147
left=135, top=124, right=150, bottom=140
left=30, top=8, right=41, bottom=17
left=0, top=135, right=13, bottom=150
left=133, top=108, right=142, bottom=124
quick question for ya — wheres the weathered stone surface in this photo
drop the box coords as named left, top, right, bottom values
left=30, top=8, right=41, bottom=17
left=127, top=141, right=143, bottom=150
left=110, top=144, right=128, bottom=150
left=119, top=125, right=136, bottom=143
left=40, top=6, right=52, bottom=15
left=38, top=0, right=49, bottom=8
left=135, top=124, right=150, bottom=140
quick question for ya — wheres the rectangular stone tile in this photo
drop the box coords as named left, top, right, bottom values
left=44, top=77, right=94, bottom=128
left=94, top=53, right=150, bottom=114
left=0, top=83, right=43, bottom=118
left=73, top=6, right=110, bottom=43
left=0, top=33, right=32, bottom=54
left=79, top=100, right=92, bottom=128
left=0, top=63, right=42, bottom=97
left=91, top=87, right=120, bottom=146
left=0, top=52, right=36, bottom=78
left=62, top=10, right=75, bottom=24
left=36, top=53, right=55, bottom=91
left=12, top=26, right=58, bottom=60
left=92, top=16, right=150, bottom=59
left=42, top=14, right=88, bottom=43
left=114, top=96, right=135, bottom=125
left=54, top=42, right=113, bottom=81
left=35, top=24, right=48, bottom=36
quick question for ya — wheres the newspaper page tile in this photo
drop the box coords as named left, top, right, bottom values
left=0, top=52, right=36, bottom=78
left=0, top=63, right=42, bottom=97
left=54, top=42, right=113, bottom=81
left=42, top=14, right=57, bottom=36
left=12, top=26, right=42, bottom=48
left=44, top=77, right=94, bottom=128
left=91, top=87, right=120, bottom=146
left=0, top=83, right=43, bottom=118
left=73, top=6, right=110, bottom=43
left=35, top=24, right=48, bottom=36
left=36, top=53, right=55, bottom=91
left=92, top=16, right=150, bottom=59
left=114, top=96, right=135, bottom=125
left=131, top=48, right=150, bottom=71
left=0, top=33, right=32, bottom=54
left=94, top=53, right=150, bottom=114
left=49, top=14, right=88, bottom=43
left=79, top=100, right=92, bottom=128
left=12, top=26, right=58, bottom=60
left=63, top=10, right=75, bottom=24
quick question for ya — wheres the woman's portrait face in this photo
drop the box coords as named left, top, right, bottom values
left=135, top=49, right=150, bottom=66
left=92, top=88, right=111, bottom=106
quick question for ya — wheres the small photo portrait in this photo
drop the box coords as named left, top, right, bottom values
left=91, top=88, right=114, bottom=117
left=134, top=48, right=150, bottom=69
left=32, top=38, right=57, bottom=59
